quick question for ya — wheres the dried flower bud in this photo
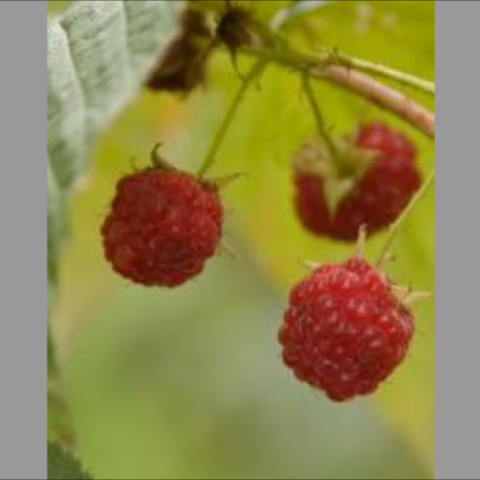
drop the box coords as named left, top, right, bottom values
left=146, top=9, right=212, bottom=93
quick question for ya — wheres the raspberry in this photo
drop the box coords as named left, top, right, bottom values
left=279, top=257, right=414, bottom=402
left=294, top=122, right=422, bottom=241
left=101, top=164, right=223, bottom=287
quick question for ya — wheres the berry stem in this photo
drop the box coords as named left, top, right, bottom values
left=269, top=14, right=435, bottom=97
left=301, top=73, right=339, bottom=162
left=236, top=37, right=435, bottom=138
left=354, top=224, right=368, bottom=258
left=197, top=59, right=267, bottom=178
left=329, top=50, right=435, bottom=96
left=321, top=66, right=435, bottom=139
left=376, top=169, right=435, bottom=266
left=149, top=143, right=177, bottom=171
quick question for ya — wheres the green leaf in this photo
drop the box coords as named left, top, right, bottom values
left=47, top=0, right=183, bottom=304
left=48, top=442, right=93, bottom=479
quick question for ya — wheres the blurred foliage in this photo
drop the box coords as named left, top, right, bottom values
left=48, top=442, right=92, bottom=479
left=49, top=1, right=434, bottom=479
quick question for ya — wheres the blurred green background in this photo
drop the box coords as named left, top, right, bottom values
left=48, top=1, right=434, bottom=478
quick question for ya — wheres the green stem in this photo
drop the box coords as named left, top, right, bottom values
left=232, top=18, right=435, bottom=137
left=197, top=59, right=267, bottom=178
left=301, top=73, right=338, bottom=160
left=331, top=51, right=435, bottom=96
left=239, top=42, right=434, bottom=139
left=376, top=169, right=435, bottom=266
left=241, top=25, right=434, bottom=97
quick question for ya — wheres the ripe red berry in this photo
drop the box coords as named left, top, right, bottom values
left=294, top=122, right=422, bottom=241
left=101, top=165, right=223, bottom=287
left=279, top=257, right=414, bottom=402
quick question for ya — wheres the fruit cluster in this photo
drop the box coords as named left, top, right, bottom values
left=101, top=116, right=426, bottom=402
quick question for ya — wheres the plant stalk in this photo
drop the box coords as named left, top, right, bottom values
left=330, top=51, right=435, bottom=96
left=237, top=37, right=435, bottom=139
left=377, top=169, right=435, bottom=266
left=197, top=59, right=267, bottom=177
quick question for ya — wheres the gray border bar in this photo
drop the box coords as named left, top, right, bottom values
left=436, top=1, right=480, bottom=479
left=0, top=1, right=47, bottom=478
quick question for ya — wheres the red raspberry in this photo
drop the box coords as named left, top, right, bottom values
left=101, top=166, right=223, bottom=287
left=279, top=257, right=414, bottom=402
left=294, top=122, right=421, bottom=240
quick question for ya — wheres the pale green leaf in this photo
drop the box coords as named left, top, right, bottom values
left=47, top=0, right=183, bottom=304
